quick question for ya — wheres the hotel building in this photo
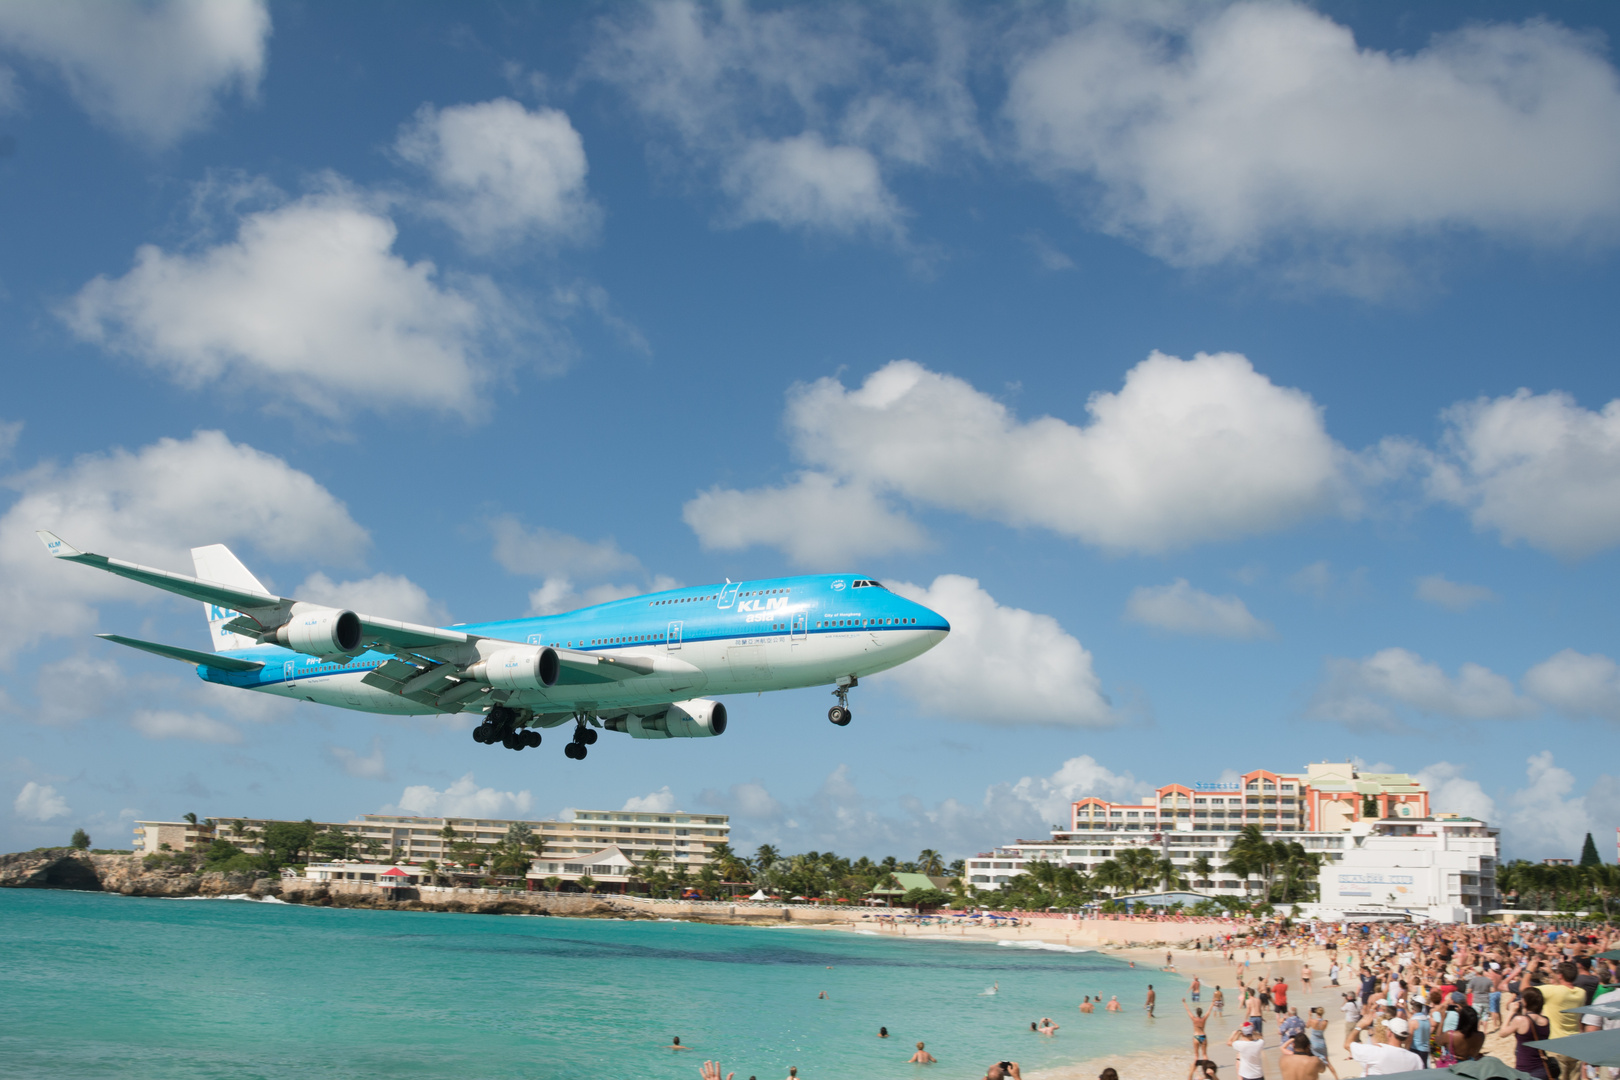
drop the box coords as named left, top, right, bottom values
left=136, top=808, right=730, bottom=868
left=964, top=761, right=1498, bottom=920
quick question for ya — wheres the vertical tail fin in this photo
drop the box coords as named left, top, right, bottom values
left=191, top=544, right=269, bottom=652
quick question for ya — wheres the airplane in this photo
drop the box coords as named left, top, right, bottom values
left=36, top=531, right=950, bottom=760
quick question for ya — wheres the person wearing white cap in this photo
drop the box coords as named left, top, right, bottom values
left=1343, top=1015, right=1421, bottom=1076
left=1229, top=1023, right=1265, bottom=1080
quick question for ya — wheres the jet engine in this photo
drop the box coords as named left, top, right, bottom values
left=605, top=699, right=727, bottom=739
left=275, top=604, right=361, bottom=656
left=466, top=646, right=560, bottom=690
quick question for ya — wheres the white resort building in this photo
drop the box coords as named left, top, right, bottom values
left=964, top=761, right=1499, bottom=922
left=137, top=808, right=730, bottom=871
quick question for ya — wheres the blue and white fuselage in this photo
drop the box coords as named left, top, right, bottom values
left=210, top=575, right=947, bottom=720
left=35, top=530, right=949, bottom=755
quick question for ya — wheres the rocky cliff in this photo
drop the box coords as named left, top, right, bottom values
left=0, top=849, right=281, bottom=898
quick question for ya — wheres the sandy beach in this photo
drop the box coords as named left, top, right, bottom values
left=836, top=918, right=1525, bottom=1080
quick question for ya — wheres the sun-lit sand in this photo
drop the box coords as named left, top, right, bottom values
left=832, top=918, right=1524, bottom=1080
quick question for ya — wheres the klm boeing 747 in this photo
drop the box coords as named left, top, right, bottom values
left=37, top=532, right=949, bottom=760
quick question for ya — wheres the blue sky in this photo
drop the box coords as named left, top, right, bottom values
left=3, top=1, right=1619, bottom=863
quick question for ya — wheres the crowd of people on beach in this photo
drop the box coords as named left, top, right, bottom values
left=1177, top=920, right=1619, bottom=1080
left=682, top=917, right=1619, bottom=1080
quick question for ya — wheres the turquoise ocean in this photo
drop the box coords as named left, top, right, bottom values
left=0, top=889, right=1188, bottom=1079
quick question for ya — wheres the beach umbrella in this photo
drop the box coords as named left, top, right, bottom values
left=1597, top=949, right=1620, bottom=961
left=1563, top=1003, right=1620, bottom=1021
left=1528, top=1029, right=1620, bottom=1066
left=1365, top=1057, right=1542, bottom=1080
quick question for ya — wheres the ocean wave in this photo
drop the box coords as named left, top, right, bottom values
left=997, top=940, right=1092, bottom=953
left=160, top=893, right=287, bottom=903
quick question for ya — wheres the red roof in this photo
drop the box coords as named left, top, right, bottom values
left=381, top=867, right=409, bottom=877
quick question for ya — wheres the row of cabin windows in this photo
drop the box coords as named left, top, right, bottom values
left=540, top=614, right=917, bottom=647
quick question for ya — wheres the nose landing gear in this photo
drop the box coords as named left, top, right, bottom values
left=828, top=676, right=857, bottom=726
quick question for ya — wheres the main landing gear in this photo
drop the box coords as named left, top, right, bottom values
left=564, top=719, right=598, bottom=760
left=473, top=705, right=541, bottom=751
left=828, top=676, right=857, bottom=726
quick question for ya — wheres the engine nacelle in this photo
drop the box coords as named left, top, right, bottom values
left=275, top=604, right=362, bottom=656
left=606, top=699, right=727, bottom=739
left=467, top=646, right=559, bottom=691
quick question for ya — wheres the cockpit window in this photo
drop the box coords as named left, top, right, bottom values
left=851, top=579, right=887, bottom=589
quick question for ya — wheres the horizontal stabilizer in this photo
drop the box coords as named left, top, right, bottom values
left=97, top=634, right=265, bottom=673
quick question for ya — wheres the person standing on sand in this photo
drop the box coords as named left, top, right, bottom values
left=1230, top=1022, right=1266, bottom=1080
left=1146, top=985, right=1157, bottom=1016
left=909, top=1042, right=936, bottom=1064
left=1302, top=963, right=1312, bottom=991
left=1273, top=976, right=1289, bottom=1016
left=1184, top=999, right=1211, bottom=1056
left=1281, top=1033, right=1338, bottom=1080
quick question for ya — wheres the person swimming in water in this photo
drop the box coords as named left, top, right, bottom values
left=1107, top=996, right=1122, bottom=1012
left=909, top=1042, right=936, bottom=1064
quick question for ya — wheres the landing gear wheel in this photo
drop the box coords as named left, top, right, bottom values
left=828, top=706, right=852, bottom=726
left=472, top=724, right=492, bottom=744
left=578, top=727, right=598, bottom=745
left=524, top=729, right=541, bottom=748
left=502, top=733, right=521, bottom=750
left=564, top=742, right=587, bottom=760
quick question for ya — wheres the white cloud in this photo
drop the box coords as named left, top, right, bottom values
left=13, top=780, right=69, bottom=822
left=526, top=576, right=681, bottom=618
left=491, top=517, right=641, bottom=578
left=996, top=755, right=1151, bottom=829
left=0, top=419, right=21, bottom=461
left=396, top=98, right=598, bottom=249
left=588, top=2, right=978, bottom=240
left=622, top=787, right=678, bottom=813
left=0, top=430, right=367, bottom=662
left=1415, top=761, right=1498, bottom=823
left=1125, top=579, right=1270, bottom=639
left=0, top=0, right=269, bottom=146
left=881, top=575, right=1112, bottom=726
left=65, top=189, right=520, bottom=420
left=1428, top=389, right=1620, bottom=558
left=1007, top=5, right=1620, bottom=285
left=703, top=754, right=1147, bottom=861
left=1288, top=560, right=1367, bottom=601
left=296, top=572, right=448, bottom=627
left=1308, top=647, right=1533, bottom=730
left=1415, top=574, right=1497, bottom=612
left=131, top=709, right=242, bottom=743
left=723, top=134, right=902, bottom=236
left=384, top=773, right=532, bottom=818
left=1502, top=752, right=1620, bottom=862
left=328, top=738, right=387, bottom=780
left=774, top=353, right=1348, bottom=554
left=1523, top=649, right=1620, bottom=722
left=683, top=472, right=926, bottom=568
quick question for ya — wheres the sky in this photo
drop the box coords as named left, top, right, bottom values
left=2, top=0, right=1619, bottom=865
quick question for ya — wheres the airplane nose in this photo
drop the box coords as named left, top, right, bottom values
left=914, top=602, right=949, bottom=636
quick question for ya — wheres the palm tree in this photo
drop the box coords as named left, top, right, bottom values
left=183, top=812, right=198, bottom=826
left=1190, top=855, right=1215, bottom=886
left=1153, top=857, right=1186, bottom=892
left=754, top=844, right=779, bottom=875
left=1222, top=825, right=1276, bottom=901
left=917, top=849, right=945, bottom=876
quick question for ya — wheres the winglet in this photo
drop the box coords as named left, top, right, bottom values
left=36, top=531, right=83, bottom=558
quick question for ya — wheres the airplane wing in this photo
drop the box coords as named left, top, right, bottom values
left=37, top=533, right=652, bottom=709
left=97, top=633, right=265, bottom=672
